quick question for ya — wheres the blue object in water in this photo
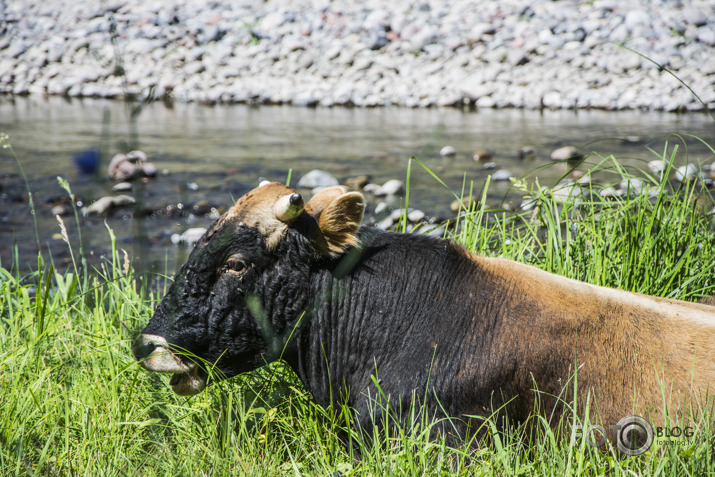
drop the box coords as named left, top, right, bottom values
left=74, top=149, right=100, bottom=174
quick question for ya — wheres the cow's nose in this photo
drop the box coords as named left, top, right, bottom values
left=132, top=335, right=157, bottom=361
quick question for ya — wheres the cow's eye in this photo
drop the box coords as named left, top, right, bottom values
left=225, top=256, right=247, bottom=274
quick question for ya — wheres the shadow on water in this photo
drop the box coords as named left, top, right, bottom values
left=1, top=96, right=713, bottom=279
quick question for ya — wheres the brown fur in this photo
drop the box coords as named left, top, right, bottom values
left=217, top=183, right=364, bottom=255
left=317, top=192, right=365, bottom=256
left=219, top=182, right=297, bottom=249
left=474, top=255, right=715, bottom=428
left=305, top=186, right=347, bottom=215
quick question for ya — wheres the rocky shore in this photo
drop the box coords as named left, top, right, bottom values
left=1, top=0, right=714, bottom=111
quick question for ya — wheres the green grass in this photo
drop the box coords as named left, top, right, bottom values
left=2, top=140, right=715, bottom=476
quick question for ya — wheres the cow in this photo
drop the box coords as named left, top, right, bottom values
left=133, top=182, right=715, bottom=447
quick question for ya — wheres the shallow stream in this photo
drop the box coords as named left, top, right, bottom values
left=1, top=96, right=713, bottom=277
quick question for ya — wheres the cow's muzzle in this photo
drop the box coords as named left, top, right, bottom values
left=132, top=334, right=206, bottom=396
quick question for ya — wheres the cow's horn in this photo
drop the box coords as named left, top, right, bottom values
left=274, top=193, right=304, bottom=222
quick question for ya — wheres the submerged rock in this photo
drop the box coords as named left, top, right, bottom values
left=83, top=195, right=136, bottom=215
left=108, top=151, right=157, bottom=181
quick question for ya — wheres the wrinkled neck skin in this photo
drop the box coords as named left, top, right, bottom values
left=282, top=228, right=529, bottom=437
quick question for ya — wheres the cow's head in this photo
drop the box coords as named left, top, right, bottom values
left=132, top=182, right=365, bottom=395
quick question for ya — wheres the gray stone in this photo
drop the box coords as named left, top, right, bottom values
left=491, top=169, right=513, bottom=181
left=696, top=27, right=715, bottom=47
left=83, top=195, right=136, bottom=215
left=112, top=182, right=133, bottom=192
left=683, top=8, right=708, bottom=27
left=376, top=216, right=395, bottom=230
left=375, top=179, right=405, bottom=197
left=599, top=186, right=620, bottom=198
left=440, top=145, right=457, bottom=157
left=550, top=146, right=580, bottom=161
left=407, top=209, right=426, bottom=223
left=171, top=227, right=208, bottom=246
left=296, top=169, right=339, bottom=188
left=675, top=164, right=697, bottom=182
left=374, top=201, right=389, bottom=215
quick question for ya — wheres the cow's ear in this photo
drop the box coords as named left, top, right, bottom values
left=305, top=186, right=347, bottom=215
left=318, top=192, right=365, bottom=256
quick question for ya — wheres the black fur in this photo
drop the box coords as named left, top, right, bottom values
left=140, top=224, right=563, bottom=442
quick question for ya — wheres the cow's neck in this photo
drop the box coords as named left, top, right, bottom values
left=287, top=231, right=527, bottom=412
left=286, top=230, right=715, bottom=426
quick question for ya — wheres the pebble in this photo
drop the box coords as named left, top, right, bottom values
left=551, top=183, right=582, bottom=203
left=112, top=182, right=133, bottom=192
left=599, top=186, right=620, bottom=198
left=83, top=195, right=136, bottom=215
left=1, top=0, right=712, bottom=111
left=440, top=145, right=457, bottom=157
left=375, top=179, right=405, bottom=197
left=472, top=150, right=492, bottom=161
left=296, top=169, right=339, bottom=189
left=362, top=183, right=382, bottom=194
left=407, top=209, right=426, bottom=223
left=518, top=147, right=536, bottom=160
left=51, top=204, right=70, bottom=216
left=107, top=150, right=157, bottom=181
left=376, top=216, right=395, bottom=230
left=374, top=201, right=389, bottom=215
left=550, top=146, right=581, bottom=162
left=171, top=227, right=207, bottom=247
left=647, top=160, right=666, bottom=177
left=491, top=170, right=513, bottom=181
left=344, top=175, right=370, bottom=190
left=450, top=197, right=479, bottom=213
left=619, top=178, right=647, bottom=196
left=675, top=164, right=698, bottom=182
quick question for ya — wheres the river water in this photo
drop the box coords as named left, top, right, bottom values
left=1, top=96, right=713, bottom=277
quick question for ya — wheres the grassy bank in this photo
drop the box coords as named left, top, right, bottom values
left=2, top=142, right=715, bottom=475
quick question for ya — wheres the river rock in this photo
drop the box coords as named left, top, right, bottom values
left=375, top=179, right=405, bottom=197
left=647, top=160, right=666, bottom=176
left=450, top=197, right=479, bottom=213
left=171, top=227, right=208, bottom=246
left=83, top=195, right=136, bottom=215
left=344, top=175, right=370, bottom=190
left=112, top=182, right=133, bottom=192
left=107, top=151, right=157, bottom=181
left=440, top=145, right=457, bottom=157
left=376, top=216, right=395, bottom=230
left=550, top=146, right=581, bottom=162
left=599, top=186, right=620, bottom=198
left=491, top=170, right=513, bottom=181
left=472, top=150, right=492, bottom=161
left=407, top=209, right=426, bottom=223
left=675, top=164, right=698, bottom=182
left=296, top=169, right=339, bottom=188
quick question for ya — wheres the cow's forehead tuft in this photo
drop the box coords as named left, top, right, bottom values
left=217, top=182, right=297, bottom=249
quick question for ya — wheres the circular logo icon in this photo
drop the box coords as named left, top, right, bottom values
left=615, top=415, right=653, bottom=456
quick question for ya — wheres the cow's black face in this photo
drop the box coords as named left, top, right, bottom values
left=133, top=183, right=365, bottom=395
